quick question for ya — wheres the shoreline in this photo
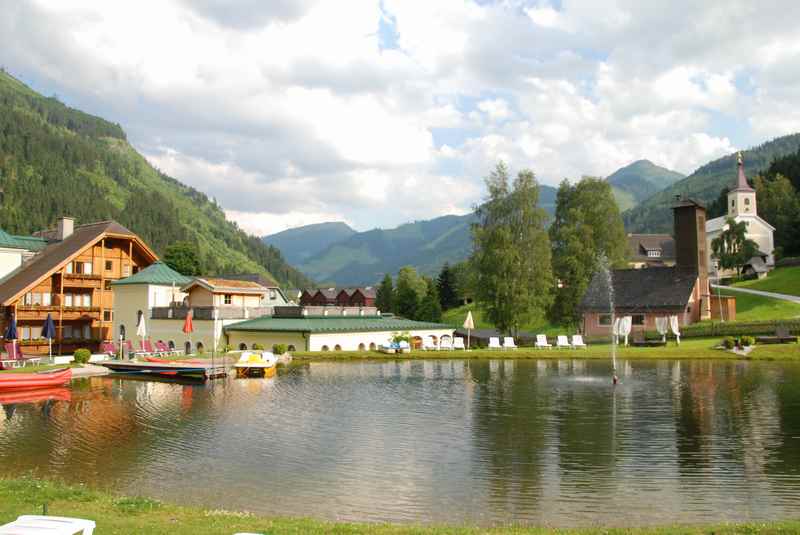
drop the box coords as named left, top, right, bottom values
left=1, top=477, right=798, bottom=534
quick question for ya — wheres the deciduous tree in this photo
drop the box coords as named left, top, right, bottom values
left=711, top=217, right=759, bottom=276
left=164, top=241, right=202, bottom=276
left=394, top=266, right=425, bottom=319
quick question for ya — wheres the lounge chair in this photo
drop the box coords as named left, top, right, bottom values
left=423, top=336, right=438, bottom=351
left=156, top=340, right=180, bottom=356
left=100, top=342, right=118, bottom=356
left=3, top=343, right=40, bottom=367
left=398, top=340, right=411, bottom=353
left=439, top=337, right=453, bottom=350
left=488, top=337, right=502, bottom=350
left=556, top=335, right=570, bottom=349
left=503, top=337, right=517, bottom=350
left=570, top=335, right=587, bottom=349
left=0, top=515, right=95, bottom=534
left=535, top=334, right=551, bottom=349
left=453, top=337, right=466, bottom=350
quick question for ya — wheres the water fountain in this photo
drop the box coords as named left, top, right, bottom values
left=598, top=254, right=619, bottom=385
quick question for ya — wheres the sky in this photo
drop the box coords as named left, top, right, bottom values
left=1, top=1, right=799, bottom=236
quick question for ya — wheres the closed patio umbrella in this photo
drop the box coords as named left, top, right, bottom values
left=4, top=314, right=17, bottom=360
left=136, top=310, right=147, bottom=349
left=42, top=313, right=56, bottom=359
left=463, top=310, right=474, bottom=351
left=182, top=308, right=194, bottom=354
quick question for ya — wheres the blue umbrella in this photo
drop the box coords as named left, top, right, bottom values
left=42, top=313, right=56, bottom=358
left=4, top=314, right=17, bottom=360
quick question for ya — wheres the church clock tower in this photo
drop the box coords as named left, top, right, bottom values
left=728, top=152, right=756, bottom=217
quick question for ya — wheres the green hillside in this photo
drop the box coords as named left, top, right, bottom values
left=732, top=266, right=800, bottom=297
left=623, top=133, right=800, bottom=232
left=606, top=159, right=684, bottom=211
left=0, top=70, right=310, bottom=288
left=263, top=222, right=356, bottom=265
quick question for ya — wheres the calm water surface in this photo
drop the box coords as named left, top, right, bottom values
left=1, top=359, right=800, bottom=527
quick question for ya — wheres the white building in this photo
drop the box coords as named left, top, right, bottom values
left=706, top=153, right=775, bottom=279
left=0, top=229, right=47, bottom=281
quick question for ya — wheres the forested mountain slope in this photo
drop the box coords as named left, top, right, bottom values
left=263, top=222, right=356, bottom=265
left=606, top=159, right=684, bottom=211
left=0, top=70, right=310, bottom=287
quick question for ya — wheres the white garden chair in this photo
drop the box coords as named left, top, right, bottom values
left=535, top=334, right=551, bottom=349
left=556, top=335, right=571, bottom=349
left=0, top=515, right=95, bottom=534
left=570, top=335, right=587, bottom=349
left=503, top=337, right=517, bottom=350
left=423, top=336, right=438, bottom=350
left=453, top=337, right=466, bottom=350
left=439, top=337, right=453, bottom=350
left=488, top=337, right=502, bottom=350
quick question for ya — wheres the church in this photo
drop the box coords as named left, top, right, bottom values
left=705, top=153, right=775, bottom=279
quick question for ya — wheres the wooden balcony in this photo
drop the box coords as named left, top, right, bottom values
left=61, top=273, right=102, bottom=288
left=16, top=305, right=101, bottom=322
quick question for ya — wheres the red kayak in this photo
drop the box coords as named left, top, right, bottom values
left=0, top=368, right=72, bottom=391
left=0, top=387, right=71, bottom=404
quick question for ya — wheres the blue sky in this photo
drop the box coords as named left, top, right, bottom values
left=1, top=0, right=798, bottom=235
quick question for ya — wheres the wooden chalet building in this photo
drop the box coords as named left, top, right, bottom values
left=0, top=217, right=157, bottom=354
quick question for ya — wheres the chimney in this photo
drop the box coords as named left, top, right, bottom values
left=57, top=217, right=75, bottom=240
left=672, top=199, right=711, bottom=320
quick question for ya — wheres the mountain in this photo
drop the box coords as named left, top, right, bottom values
left=623, top=133, right=800, bottom=233
left=606, top=159, right=684, bottom=211
left=0, top=70, right=311, bottom=288
left=263, top=222, right=356, bottom=265
left=290, top=184, right=559, bottom=286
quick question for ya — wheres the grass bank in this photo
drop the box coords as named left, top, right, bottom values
left=293, top=338, right=800, bottom=361
left=732, top=266, right=800, bottom=297
left=0, top=363, right=82, bottom=374
left=442, top=304, right=572, bottom=337
left=1, top=477, right=798, bottom=535
left=715, top=287, right=800, bottom=321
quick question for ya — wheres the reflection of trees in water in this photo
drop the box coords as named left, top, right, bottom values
left=764, top=364, right=800, bottom=487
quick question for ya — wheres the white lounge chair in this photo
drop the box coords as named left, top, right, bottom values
left=503, top=337, right=517, bottom=350
left=556, top=335, right=570, bottom=349
left=423, top=336, right=438, bottom=350
left=535, top=334, right=551, bottom=349
left=453, top=337, right=466, bottom=350
left=488, top=337, right=502, bottom=350
left=570, top=335, right=587, bottom=349
left=439, top=337, right=453, bottom=350
left=0, top=515, right=95, bottom=534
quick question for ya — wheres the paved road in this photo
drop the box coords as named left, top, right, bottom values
left=712, top=284, right=800, bottom=304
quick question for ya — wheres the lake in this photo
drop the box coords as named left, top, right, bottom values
left=1, top=359, right=800, bottom=527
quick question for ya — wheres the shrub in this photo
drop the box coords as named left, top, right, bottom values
left=252, top=343, right=264, bottom=351
left=73, top=348, right=91, bottom=364
left=723, top=337, right=735, bottom=350
left=272, top=344, right=287, bottom=355
left=741, top=336, right=755, bottom=347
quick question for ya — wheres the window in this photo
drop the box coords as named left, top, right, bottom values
left=20, top=326, right=30, bottom=340
left=369, top=342, right=376, bottom=351
left=632, top=314, right=645, bottom=326
left=83, top=325, right=92, bottom=340
left=105, top=260, right=113, bottom=271
left=334, top=344, right=342, bottom=351
left=103, top=310, right=112, bottom=322
left=83, top=262, right=92, bottom=275
left=224, top=294, right=232, bottom=305
left=321, top=345, right=329, bottom=352
left=358, top=343, right=366, bottom=351
left=287, top=345, right=296, bottom=352
left=64, top=294, right=73, bottom=307
left=731, top=200, right=735, bottom=208
left=31, top=293, right=42, bottom=306
left=63, top=325, right=73, bottom=339
left=42, top=292, right=51, bottom=306
left=744, top=198, right=750, bottom=205
left=647, top=250, right=661, bottom=258
left=269, top=289, right=277, bottom=300
left=599, top=314, right=613, bottom=326
left=82, top=294, right=92, bottom=307
left=23, top=292, right=32, bottom=305
left=30, top=325, right=41, bottom=339
left=239, top=343, right=247, bottom=350
left=132, top=266, right=139, bottom=274
left=104, top=280, right=112, bottom=290
left=122, top=264, right=130, bottom=277
left=66, top=262, right=74, bottom=274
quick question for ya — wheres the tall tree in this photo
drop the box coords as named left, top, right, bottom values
left=548, top=177, right=628, bottom=325
left=436, top=263, right=459, bottom=311
left=416, top=278, right=443, bottom=322
left=755, top=173, right=800, bottom=258
left=394, top=266, right=425, bottom=319
left=164, top=241, right=202, bottom=276
left=711, top=217, right=759, bottom=276
left=470, top=163, right=553, bottom=335
left=375, top=273, right=394, bottom=313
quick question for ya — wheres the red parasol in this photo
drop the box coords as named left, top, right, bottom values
left=182, top=309, right=194, bottom=335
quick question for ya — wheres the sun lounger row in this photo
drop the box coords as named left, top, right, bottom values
left=423, top=336, right=468, bottom=350
left=0, top=343, right=41, bottom=369
left=534, top=335, right=587, bottom=349
left=487, top=337, right=518, bottom=350
left=100, top=340, right=184, bottom=358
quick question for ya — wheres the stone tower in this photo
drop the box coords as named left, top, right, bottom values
left=728, top=152, right=756, bottom=217
left=673, top=197, right=711, bottom=320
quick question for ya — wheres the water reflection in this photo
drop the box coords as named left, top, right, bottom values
left=0, top=359, right=799, bottom=527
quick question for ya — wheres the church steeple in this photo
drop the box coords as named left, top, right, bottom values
left=728, top=152, right=756, bottom=216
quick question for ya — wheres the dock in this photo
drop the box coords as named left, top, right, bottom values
left=98, top=360, right=228, bottom=380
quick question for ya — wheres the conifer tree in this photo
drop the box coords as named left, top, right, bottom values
left=436, top=263, right=459, bottom=311
left=416, top=279, right=443, bottom=322
left=375, top=273, right=394, bottom=313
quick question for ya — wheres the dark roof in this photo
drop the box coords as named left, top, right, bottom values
left=0, top=220, right=156, bottom=306
left=112, top=261, right=192, bottom=286
left=580, top=266, right=698, bottom=312
left=672, top=197, right=706, bottom=210
left=215, top=272, right=279, bottom=288
left=627, top=234, right=675, bottom=262
left=732, top=153, right=754, bottom=192
left=224, top=315, right=452, bottom=334
left=308, top=287, right=376, bottom=299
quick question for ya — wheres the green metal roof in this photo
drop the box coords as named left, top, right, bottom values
left=112, top=261, right=193, bottom=286
left=224, top=315, right=453, bottom=334
left=0, top=229, right=47, bottom=251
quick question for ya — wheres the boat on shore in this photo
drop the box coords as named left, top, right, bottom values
left=0, top=368, right=72, bottom=391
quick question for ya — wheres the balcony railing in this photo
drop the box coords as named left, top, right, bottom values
left=61, top=273, right=102, bottom=287
left=150, top=306, right=273, bottom=321
left=16, top=306, right=101, bottom=321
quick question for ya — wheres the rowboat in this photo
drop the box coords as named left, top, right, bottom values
left=0, top=368, right=72, bottom=391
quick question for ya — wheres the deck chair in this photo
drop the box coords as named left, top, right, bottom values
left=503, top=337, right=517, bottom=350
left=556, top=335, right=570, bottom=349
left=439, top=337, right=453, bottom=350
left=155, top=341, right=177, bottom=356
left=453, top=337, right=466, bottom=350
left=3, top=342, right=40, bottom=367
left=535, top=334, right=551, bottom=349
left=488, top=337, right=502, bottom=350
left=423, top=336, right=438, bottom=350
left=570, top=335, right=587, bottom=349
left=0, top=515, right=95, bottom=534
left=100, top=342, right=116, bottom=356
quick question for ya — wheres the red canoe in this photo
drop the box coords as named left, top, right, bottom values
left=0, top=368, right=72, bottom=391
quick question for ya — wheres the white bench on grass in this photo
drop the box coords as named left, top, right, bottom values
left=453, top=337, right=466, bottom=350
left=0, top=515, right=95, bottom=535
left=571, top=335, right=587, bottom=349
left=556, top=335, right=571, bottom=349
left=488, top=337, right=502, bottom=350
left=503, top=337, right=517, bottom=350
left=535, top=335, right=551, bottom=349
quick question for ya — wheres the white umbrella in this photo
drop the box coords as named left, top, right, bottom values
left=136, top=310, right=147, bottom=349
left=463, top=311, right=474, bottom=351
left=670, top=315, right=681, bottom=345
left=655, top=316, right=669, bottom=343
left=619, top=316, right=633, bottom=346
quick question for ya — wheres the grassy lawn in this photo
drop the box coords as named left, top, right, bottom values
left=0, top=363, right=82, bottom=374
left=442, top=304, right=572, bottom=337
left=732, top=266, right=800, bottom=297
left=1, top=477, right=798, bottom=535
left=293, top=338, right=800, bottom=361
left=715, top=287, right=800, bottom=321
